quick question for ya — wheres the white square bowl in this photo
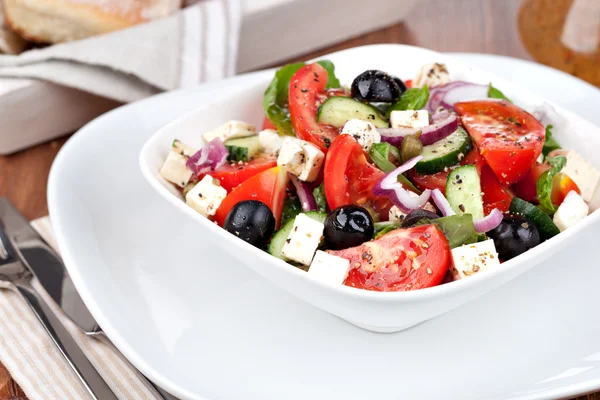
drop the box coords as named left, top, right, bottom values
left=140, top=44, right=600, bottom=333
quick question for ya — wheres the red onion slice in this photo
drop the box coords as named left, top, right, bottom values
left=372, top=155, right=431, bottom=213
left=379, top=113, right=458, bottom=147
left=431, top=189, right=455, bottom=217
left=290, top=174, right=317, bottom=212
left=186, top=138, right=229, bottom=176
left=473, top=208, right=503, bottom=233
left=426, top=81, right=489, bottom=112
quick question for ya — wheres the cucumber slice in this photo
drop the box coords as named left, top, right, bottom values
left=509, top=197, right=560, bottom=241
left=415, top=127, right=472, bottom=174
left=224, top=135, right=260, bottom=162
left=445, top=165, right=484, bottom=220
left=317, top=96, right=388, bottom=128
left=268, top=212, right=327, bottom=262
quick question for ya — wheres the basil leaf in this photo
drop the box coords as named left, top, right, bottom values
left=418, top=214, right=481, bottom=249
left=316, top=60, right=341, bottom=89
left=488, top=83, right=512, bottom=102
left=542, top=124, right=561, bottom=157
left=281, top=196, right=302, bottom=226
left=313, top=183, right=328, bottom=213
left=536, top=155, right=567, bottom=216
left=387, top=85, right=430, bottom=115
left=262, top=60, right=341, bottom=136
left=369, top=143, right=398, bottom=173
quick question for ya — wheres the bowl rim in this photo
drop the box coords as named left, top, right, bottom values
left=139, top=43, right=600, bottom=303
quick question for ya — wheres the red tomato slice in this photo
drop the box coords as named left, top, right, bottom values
left=330, top=225, right=451, bottom=292
left=289, top=63, right=339, bottom=153
left=405, top=79, right=413, bottom=89
left=407, top=169, right=448, bottom=193
left=551, top=173, right=581, bottom=205
left=214, top=166, right=289, bottom=228
left=204, top=154, right=277, bottom=192
left=512, top=162, right=581, bottom=206
left=262, top=116, right=277, bottom=130
left=324, top=135, right=390, bottom=219
left=455, top=100, right=545, bottom=185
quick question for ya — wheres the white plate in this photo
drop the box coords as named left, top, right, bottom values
left=48, top=53, right=600, bottom=400
left=139, top=45, right=600, bottom=334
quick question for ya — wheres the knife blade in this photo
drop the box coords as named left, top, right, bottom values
left=0, top=199, right=179, bottom=400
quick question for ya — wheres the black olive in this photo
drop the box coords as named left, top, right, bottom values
left=324, top=205, right=374, bottom=250
left=400, top=209, right=440, bottom=228
left=392, top=76, right=408, bottom=93
left=351, top=70, right=402, bottom=103
left=224, top=200, right=275, bottom=248
left=487, top=214, right=540, bottom=261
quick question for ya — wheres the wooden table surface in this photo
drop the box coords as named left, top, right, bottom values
left=1, top=0, right=598, bottom=398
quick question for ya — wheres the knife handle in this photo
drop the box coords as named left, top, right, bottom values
left=15, top=282, right=118, bottom=400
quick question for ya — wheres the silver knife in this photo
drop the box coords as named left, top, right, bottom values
left=0, top=198, right=118, bottom=400
left=0, top=199, right=178, bottom=400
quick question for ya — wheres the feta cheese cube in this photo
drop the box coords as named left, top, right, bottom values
left=172, top=139, right=197, bottom=157
left=413, top=63, right=451, bottom=88
left=549, top=149, right=600, bottom=202
left=277, top=138, right=324, bottom=182
left=281, top=214, right=324, bottom=265
left=553, top=190, right=589, bottom=231
left=389, top=195, right=436, bottom=223
left=308, top=250, right=350, bottom=285
left=185, top=175, right=227, bottom=217
left=259, top=129, right=284, bottom=154
left=450, top=239, right=500, bottom=280
left=340, top=119, right=381, bottom=151
left=160, top=151, right=193, bottom=188
left=390, top=110, right=430, bottom=129
left=202, top=120, right=256, bottom=143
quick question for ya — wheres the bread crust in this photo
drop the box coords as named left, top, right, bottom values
left=4, top=0, right=182, bottom=43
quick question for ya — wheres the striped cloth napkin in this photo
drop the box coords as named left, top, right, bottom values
left=0, top=217, right=166, bottom=400
left=0, top=0, right=241, bottom=103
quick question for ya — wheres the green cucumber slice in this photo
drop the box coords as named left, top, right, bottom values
left=317, top=96, right=388, bottom=128
left=224, top=135, right=260, bottom=162
left=268, top=212, right=327, bottom=262
left=415, top=127, right=472, bottom=174
left=509, top=197, right=560, bottom=240
left=445, top=165, right=484, bottom=220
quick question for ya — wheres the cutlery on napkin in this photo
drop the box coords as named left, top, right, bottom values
left=0, top=216, right=164, bottom=400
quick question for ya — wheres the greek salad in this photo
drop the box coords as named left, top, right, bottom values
left=159, top=60, right=599, bottom=292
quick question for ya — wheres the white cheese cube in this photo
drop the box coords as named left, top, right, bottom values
left=389, top=206, right=407, bottom=223
left=259, top=129, right=284, bottom=154
left=340, top=119, right=381, bottom=151
left=553, top=190, right=589, bottom=231
left=450, top=239, right=500, bottom=280
left=172, top=139, right=197, bottom=157
left=308, top=251, right=350, bottom=285
left=185, top=175, right=227, bottom=217
left=160, top=151, right=193, bottom=188
left=281, top=214, right=324, bottom=265
left=390, top=110, right=430, bottom=129
left=202, top=120, right=256, bottom=143
left=277, top=138, right=324, bottom=182
left=550, top=149, right=600, bottom=203
left=413, top=63, right=451, bottom=88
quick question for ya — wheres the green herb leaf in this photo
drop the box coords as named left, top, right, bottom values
left=373, top=221, right=401, bottom=239
left=387, top=85, right=430, bottom=115
left=262, top=61, right=341, bottom=136
left=369, top=143, right=398, bottom=173
left=281, top=196, right=302, bottom=226
left=418, top=214, right=482, bottom=249
left=313, top=183, right=328, bottom=213
left=536, top=155, right=567, bottom=216
left=488, top=83, right=512, bottom=102
left=542, top=124, right=561, bottom=157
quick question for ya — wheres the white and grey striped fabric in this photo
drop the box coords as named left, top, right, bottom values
left=0, top=0, right=241, bottom=103
left=0, top=217, right=165, bottom=399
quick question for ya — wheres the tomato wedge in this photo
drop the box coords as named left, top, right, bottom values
left=202, top=154, right=277, bottom=192
left=407, top=169, right=448, bottom=193
left=330, top=225, right=451, bottom=292
left=214, top=166, right=289, bottom=228
left=289, top=63, right=339, bottom=152
left=324, top=134, right=390, bottom=219
left=512, top=162, right=581, bottom=206
left=455, top=100, right=545, bottom=185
